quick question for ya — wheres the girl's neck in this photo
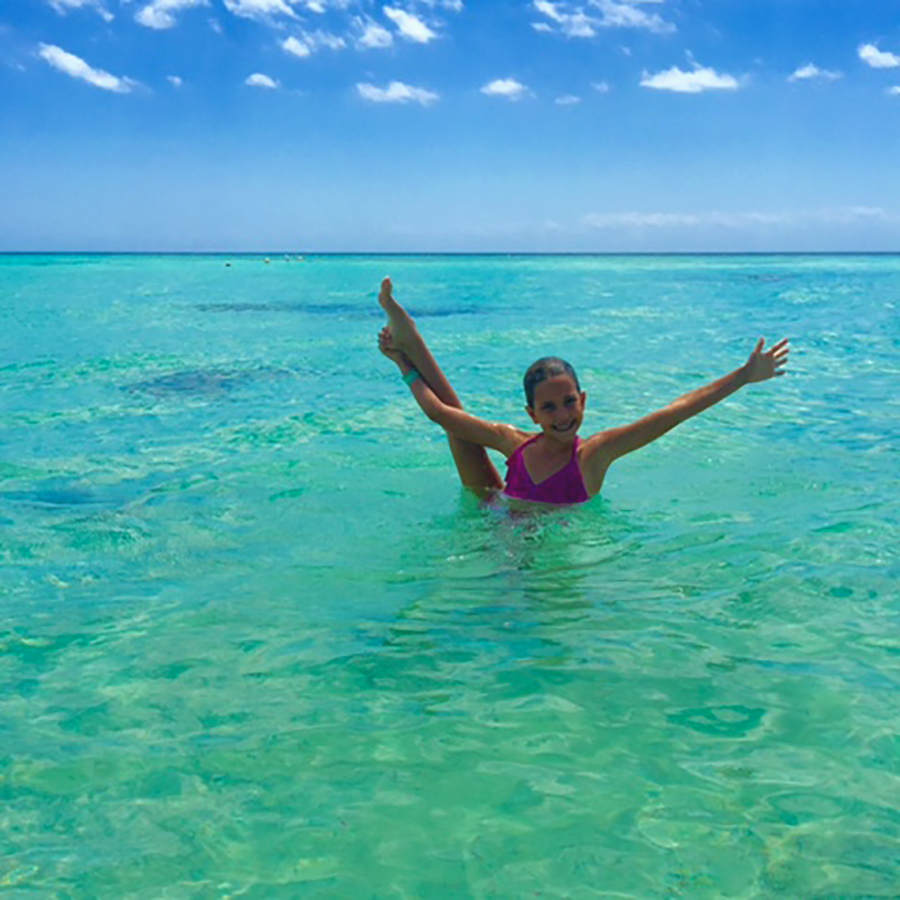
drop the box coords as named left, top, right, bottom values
left=535, top=431, right=577, bottom=456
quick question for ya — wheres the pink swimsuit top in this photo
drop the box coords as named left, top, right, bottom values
left=503, top=435, right=590, bottom=505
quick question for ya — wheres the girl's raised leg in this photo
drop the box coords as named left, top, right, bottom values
left=379, top=278, right=503, bottom=494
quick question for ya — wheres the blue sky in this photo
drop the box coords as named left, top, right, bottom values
left=2, top=0, right=899, bottom=251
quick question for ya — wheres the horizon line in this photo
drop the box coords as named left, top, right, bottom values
left=2, top=250, right=900, bottom=257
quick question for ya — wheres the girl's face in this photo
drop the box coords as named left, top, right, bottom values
left=527, top=375, right=586, bottom=443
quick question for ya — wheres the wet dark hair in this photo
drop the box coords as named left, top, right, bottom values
left=523, top=357, right=580, bottom=408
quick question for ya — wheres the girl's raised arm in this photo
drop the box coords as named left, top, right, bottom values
left=582, top=338, right=790, bottom=474
left=379, top=328, right=523, bottom=457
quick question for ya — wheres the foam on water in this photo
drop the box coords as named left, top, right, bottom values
left=1, top=253, right=898, bottom=897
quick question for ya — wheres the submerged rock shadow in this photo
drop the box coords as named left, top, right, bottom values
left=124, top=366, right=294, bottom=399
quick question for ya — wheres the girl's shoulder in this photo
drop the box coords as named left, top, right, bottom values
left=507, top=429, right=539, bottom=453
left=477, top=423, right=535, bottom=459
left=578, top=427, right=618, bottom=454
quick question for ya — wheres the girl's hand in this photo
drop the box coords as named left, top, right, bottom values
left=742, top=337, right=790, bottom=383
left=378, top=326, right=406, bottom=365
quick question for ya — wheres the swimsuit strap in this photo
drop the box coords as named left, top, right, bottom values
left=506, top=433, right=539, bottom=467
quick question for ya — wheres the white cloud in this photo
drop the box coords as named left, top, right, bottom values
left=136, top=0, right=207, bottom=29
left=555, top=94, right=581, bottom=105
left=818, top=206, right=891, bottom=224
left=383, top=6, right=437, bottom=43
left=534, top=0, right=558, bottom=18
left=532, top=0, right=673, bottom=38
left=246, top=72, right=279, bottom=88
left=640, top=64, right=739, bottom=93
left=357, top=81, right=439, bottom=105
left=355, top=17, right=393, bottom=48
left=858, top=43, right=900, bottom=69
left=592, top=80, right=610, bottom=92
left=581, top=207, right=894, bottom=230
left=48, top=0, right=113, bottom=22
left=591, top=0, right=672, bottom=33
left=216, top=0, right=457, bottom=36
left=283, top=35, right=312, bottom=56
left=889, top=86, right=900, bottom=96
left=481, top=77, right=529, bottom=99
left=168, top=75, right=183, bottom=87
left=282, top=30, right=345, bottom=57
left=223, top=0, right=296, bottom=20
left=533, top=0, right=595, bottom=37
left=310, top=30, right=346, bottom=49
left=789, top=63, right=842, bottom=82
left=38, top=43, right=135, bottom=92
left=584, top=211, right=704, bottom=228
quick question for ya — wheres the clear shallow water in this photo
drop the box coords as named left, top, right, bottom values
left=1, top=253, right=898, bottom=897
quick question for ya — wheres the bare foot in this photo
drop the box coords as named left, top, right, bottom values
left=378, top=326, right=407, bottom=365
left=378, top=277, right=417, bottom=351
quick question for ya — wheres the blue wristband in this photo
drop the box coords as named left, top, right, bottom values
left=403, top=368, right=421, bottom=386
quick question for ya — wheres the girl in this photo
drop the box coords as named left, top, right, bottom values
left=377, top=277, right=789, bottom=504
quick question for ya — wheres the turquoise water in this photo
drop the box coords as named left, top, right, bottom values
left=1, top=253, right=898, bottom=897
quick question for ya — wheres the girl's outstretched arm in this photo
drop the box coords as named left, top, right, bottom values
left=582, top=338, right=790, bottom=474
left=379, top=328, right=524, bottom=457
